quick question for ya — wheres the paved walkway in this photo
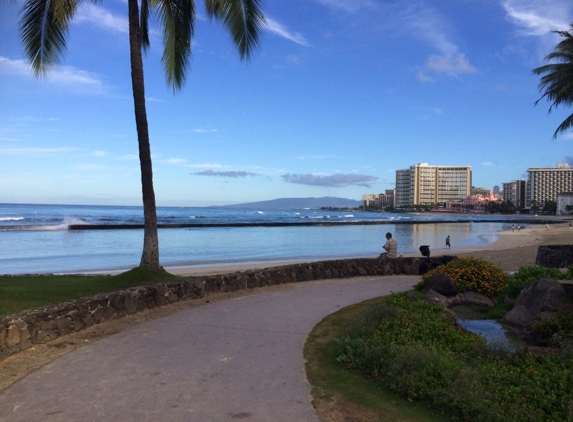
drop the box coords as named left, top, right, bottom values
left=0, top=275, right=417, bottom=422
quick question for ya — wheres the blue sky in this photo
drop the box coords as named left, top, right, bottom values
left=1, top=0, right=573, bottom=206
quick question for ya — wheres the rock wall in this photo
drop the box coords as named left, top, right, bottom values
left=0, top=256, right=446, bottom=361
left=535, top=245, right=573, bottom=268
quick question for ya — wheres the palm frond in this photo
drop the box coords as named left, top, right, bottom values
left=533, top=23, right=573, bottom=138
left=204, top=0, right=264, bottom=59
left=140, top=0, right=152, bottom=52
left=19, top=0, right=82, bottom=76
left=151, top=0, right=195, bottom=91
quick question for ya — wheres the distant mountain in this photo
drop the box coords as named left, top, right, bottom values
left=221, top=197, right=361, bottom=210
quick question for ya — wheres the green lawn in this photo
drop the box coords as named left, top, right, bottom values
left=0, top=268, right=180, bottom=316
left=304, top=295, right=450, bottom=422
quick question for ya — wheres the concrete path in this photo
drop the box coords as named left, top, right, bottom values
left=0, top=275, right=417, bottom=422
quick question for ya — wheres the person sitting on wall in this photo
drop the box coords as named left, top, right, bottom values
left=380, top=232, right=398, bottom=258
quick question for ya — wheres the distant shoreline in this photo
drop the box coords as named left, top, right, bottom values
left=65, top=217, right=569, bottom=230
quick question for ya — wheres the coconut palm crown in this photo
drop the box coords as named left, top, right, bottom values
left=18, top=0, right=265, bottom=269
left=533, top=23, right=573, bottom=139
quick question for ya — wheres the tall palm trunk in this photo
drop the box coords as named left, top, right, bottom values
left=128, top=0, right=160, bottom=270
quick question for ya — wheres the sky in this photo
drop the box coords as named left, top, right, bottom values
left=1, top=0, right=573, bottom=207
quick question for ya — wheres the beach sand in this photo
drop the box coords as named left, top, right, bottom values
left=1, top=222, right=572, bottom=392
left=165, top=222, right=573, bottom=275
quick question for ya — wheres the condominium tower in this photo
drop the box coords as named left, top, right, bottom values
left=527, top=163, right=573, bottom=207
left=502, top=179, right=528, bottom=209
left=395, top=163, right=472, bottom=207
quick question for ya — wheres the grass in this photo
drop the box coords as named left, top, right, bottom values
left=0, top=268, right=180, bottom=316
left=304, top=295, right=450, bottom=422
left=324, top=292, right=573, bottom=422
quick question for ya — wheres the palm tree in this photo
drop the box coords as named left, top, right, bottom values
left=533, top=23, right=573, bottom=139
left=19, top=0, right=265, bottom=269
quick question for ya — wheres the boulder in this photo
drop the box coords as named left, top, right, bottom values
left=457, top=291, right=494, bottom=310
left=503, top=278, right=573, bottom=329
left=425, top=289, right=459, bottom=308
left=425, top=272, right=458, bottom=297
left=535, top=245, right=573, bottom=268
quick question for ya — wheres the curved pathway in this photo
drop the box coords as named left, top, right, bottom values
left=0, top=275, right=417, bottom=422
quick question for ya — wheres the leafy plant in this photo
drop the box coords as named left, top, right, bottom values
left=335, top=292, right=573, bottom=421
left=417, top=257, right=508, bottom=296
left=533, top=311, right=573, bottom=350
left=501, top=265, right=573, bottom=299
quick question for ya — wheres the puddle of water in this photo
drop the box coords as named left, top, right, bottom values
left=459, top=319, right=523, bottom=352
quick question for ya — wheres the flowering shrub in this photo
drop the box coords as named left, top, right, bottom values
left=417, top=257, right=508, bottom=297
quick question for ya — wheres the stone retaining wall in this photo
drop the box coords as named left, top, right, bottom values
left=0, top=256, right=448, bottom=361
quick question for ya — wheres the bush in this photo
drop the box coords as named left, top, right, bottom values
left=335, top=292, right=573, bottom=422
left=501, top=265, right=573, bottom=299
left=417, top=257, right=508, bottom=296
left=533, top=311, right=573, bottom=350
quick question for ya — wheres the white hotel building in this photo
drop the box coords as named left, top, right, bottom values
left=527, top=163, right=573, bottom=207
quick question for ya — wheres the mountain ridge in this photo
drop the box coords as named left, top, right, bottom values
left=218, top=196, right=361, bottom=210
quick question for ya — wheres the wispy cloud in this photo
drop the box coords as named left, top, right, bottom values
left=0, top=56, right=109, bottom=93
left=264, top=17, right=309, bottom=46
left=72, top=163, right=106, bottom=170
left=0, top=147, right=78, bottom=156
left=482, top=162, right=496, bottom=167
left=166, top=158, right=187, bottom=164
left=426, top=53, right=477, bottom=75
left=194, top=128, right=219, bottom=133
left=501, top=0, right=571, bottom=35
left=193, top=170, right=259, bottom=178
left=76, top=4, right=128, bottom=34
left=395, top=4, right=477, bottom=80
left=92, top=150, right=107, bottom=157
left=282, top=173, right=378, bottom=188
left=188, top=163, right=224, bottom=169
left=313, top=0, right=377, bottom=14
left=297, top=154, right=338, bottom=160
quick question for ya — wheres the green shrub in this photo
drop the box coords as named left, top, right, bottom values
left=501, top=265, right=573, bottom=299
left=417, top=257, right=508, bottom=296
left=533, top=311, right=573, bottom=350
left=335, top=292, right=573, bottom=422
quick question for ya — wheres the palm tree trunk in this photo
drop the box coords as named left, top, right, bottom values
left=128, top=0, right=161, bottom=270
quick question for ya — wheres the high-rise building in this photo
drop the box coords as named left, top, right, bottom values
left=502, top=180, right=528, bottom=209
left=395, top=169, right=411, bottom=207
left=394, top=163, right=472, bottom=207
left=527, top=163, right=573, bottom=207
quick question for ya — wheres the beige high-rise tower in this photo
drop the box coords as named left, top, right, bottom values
left=395, top=163, right=472, bottom=207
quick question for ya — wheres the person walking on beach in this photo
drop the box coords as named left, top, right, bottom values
left=512, top=224, right=515, bottom=232
left=381, top=232, right=398, bottom=258
left=446, top=235, right=451, bottom=249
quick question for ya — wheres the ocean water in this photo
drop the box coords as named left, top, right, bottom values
left=0, top=203, right=517, bottom=275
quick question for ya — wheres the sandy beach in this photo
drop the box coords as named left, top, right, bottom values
left=165, top=221, right=573, bottom=275
left=1, top=221, right=572, bottom=392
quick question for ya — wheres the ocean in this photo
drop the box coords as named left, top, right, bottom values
left=0, top=203, right=521, bottom=275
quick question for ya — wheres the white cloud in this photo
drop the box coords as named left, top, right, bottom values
left=0, top=56, right=108, bottom=93
left=92, top=150, right=107, bottom=157
left=501, top=0, right=571, bottom=36
left=0, top=147, right=78, bottom=156
left=416, top=70, right=435, bottom=83
left=482, top=162, right=496, bottom=167
left=426, top=53, right=477, bottom=75
left=264, top=17, right=309, bottom=46
left=72, top=164, right=106, bottom=170
left=313, top=0, right=377, bottom=14
left=166, top=158, right=187, bottom=164
left=194, top=128, right=219, bottom=133
left=188, top=163, right=224, bottom=169
left=76, top=4, right=128, bottom=35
